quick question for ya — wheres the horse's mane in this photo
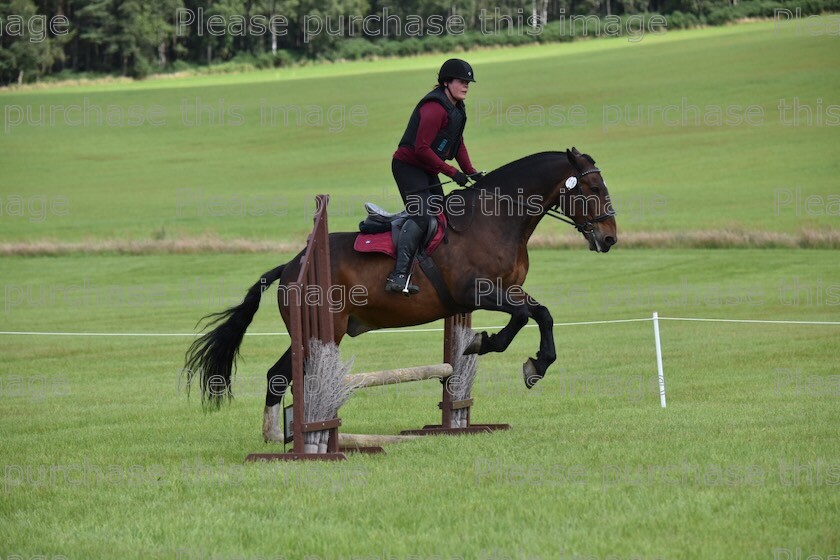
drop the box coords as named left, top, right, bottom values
left=447, top=150, right=595, bottom=197
left=483, top=151, right=563, bottom=184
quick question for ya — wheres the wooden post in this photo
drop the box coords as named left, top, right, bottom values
left=399, top=314, right=510, bottom=436
left=345, top=364, right=452, bottom=388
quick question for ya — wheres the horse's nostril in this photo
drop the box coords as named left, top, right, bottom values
left=605, top=236, right=616, bottom=246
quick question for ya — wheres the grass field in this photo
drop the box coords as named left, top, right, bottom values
left=1, top=19, right=838, bottom=560
left=1, top=21, right=839, bottom=243
left=1, top=250, right=838, bottom=559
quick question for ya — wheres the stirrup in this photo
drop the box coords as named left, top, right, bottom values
left=385, top=273, right=419, bottom=296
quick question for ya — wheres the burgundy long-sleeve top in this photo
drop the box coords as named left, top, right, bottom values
left=393, top=101, right=477, bottom=178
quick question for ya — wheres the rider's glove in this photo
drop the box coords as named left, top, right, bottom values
left=452, top=171, right=470, bottom=186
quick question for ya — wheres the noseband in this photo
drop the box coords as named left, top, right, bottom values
left=545, top=167, right=616, bottom=233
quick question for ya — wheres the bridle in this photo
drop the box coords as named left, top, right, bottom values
left=545, top=167, right=616, bottom=234
left=442, top=165, right=615, bottom=235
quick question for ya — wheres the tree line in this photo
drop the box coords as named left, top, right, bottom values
left=0, top=0, right=835, bottom=85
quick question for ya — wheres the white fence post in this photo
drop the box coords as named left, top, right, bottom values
left=653, top=312, right=667, bottom=408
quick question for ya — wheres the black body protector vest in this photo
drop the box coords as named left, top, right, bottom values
left=398, top=87, right=467, bottom=161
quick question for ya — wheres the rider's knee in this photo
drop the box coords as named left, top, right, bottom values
left=410, top=215, right=431, bottom=233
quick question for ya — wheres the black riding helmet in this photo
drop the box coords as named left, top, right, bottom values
left=438, top=58, right=476, bottom=85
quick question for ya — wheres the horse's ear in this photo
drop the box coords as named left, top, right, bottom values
left=566, top=149, right=581, bottom=173
left=572, top=146, right=582, bottom=156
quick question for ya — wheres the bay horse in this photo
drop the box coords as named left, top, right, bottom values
left=185, top=147, right=617, bottom=442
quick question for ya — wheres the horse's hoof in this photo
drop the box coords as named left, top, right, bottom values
left=262, top=404, right=284, bottom=443
left=463, top=332, right=483, bottom=355
left=523, top=358, right=542, bottom=389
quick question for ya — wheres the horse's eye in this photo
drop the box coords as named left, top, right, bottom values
left=590, top=185, right=601, bottom=195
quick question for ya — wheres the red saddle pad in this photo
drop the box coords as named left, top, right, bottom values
left=354, top=213, right=447, bottom=258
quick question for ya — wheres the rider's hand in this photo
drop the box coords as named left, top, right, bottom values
left=452, top=171, right=470, bottom=187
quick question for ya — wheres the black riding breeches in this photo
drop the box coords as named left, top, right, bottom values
left=392, top=158, right=444, bottom=232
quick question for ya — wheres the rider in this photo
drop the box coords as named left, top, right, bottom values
left=385, top=58, right=482, bottom=295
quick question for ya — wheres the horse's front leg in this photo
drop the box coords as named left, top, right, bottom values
left=466, top=290, right=529, bottom=355
left=465, top=284, right=555, bottom=388
left=522, top=300, right=556, bottom=389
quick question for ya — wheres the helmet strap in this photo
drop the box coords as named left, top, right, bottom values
left=444, top=82, right=456, bottom=104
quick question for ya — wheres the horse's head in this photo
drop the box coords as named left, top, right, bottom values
left=556, top=147, right=618, bottom=253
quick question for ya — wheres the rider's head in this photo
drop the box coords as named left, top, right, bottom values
left=438, top=59, right=475, bottom=103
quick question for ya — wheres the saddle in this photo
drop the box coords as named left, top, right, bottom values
left=354, top=203, right=446, bottom=258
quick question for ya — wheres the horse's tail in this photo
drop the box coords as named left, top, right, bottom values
left=184, top=264, right=286, bottom=408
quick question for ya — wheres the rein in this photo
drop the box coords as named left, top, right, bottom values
left=459, top=167, right=615, bottom=233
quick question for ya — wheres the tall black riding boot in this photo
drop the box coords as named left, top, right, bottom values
left=385, top=218, right=425, bottom=295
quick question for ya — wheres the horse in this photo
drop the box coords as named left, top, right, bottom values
left=185, top=147, right=617, bottom=442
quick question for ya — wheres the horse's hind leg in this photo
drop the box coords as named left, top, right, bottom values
left=262, top=347, right=291, bottom=443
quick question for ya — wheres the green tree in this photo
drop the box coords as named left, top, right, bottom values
left=0, top=0, right=63, bottom=84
